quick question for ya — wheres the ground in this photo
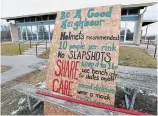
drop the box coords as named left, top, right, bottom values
left=39, top=46, right=157, bottom=68
left=1, top=70, right=157, bottom=115
left=1, top=70, right=45, bottom=115
left=1, top=65, right=11, bottom=73
left=39, top=48, right=50, bottom=59
left=1, top=43, right=33, bottom=55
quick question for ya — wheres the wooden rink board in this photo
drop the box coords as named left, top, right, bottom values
left=45, top=4, right=121, bottom=114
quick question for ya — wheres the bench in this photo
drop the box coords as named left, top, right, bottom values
left=13, top=83, right=127, bottom=115
left=15, top=63, right=156, bottom=114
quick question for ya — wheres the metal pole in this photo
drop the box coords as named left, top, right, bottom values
left=30, top=39, right=31, bottom=48
left=145, top=25, right=148, bottom=47
left=46, top=38, right=47, bottom=49
left=36, top=44, right=37, bottom=56
left=154, top=47, right=157, bottom=58
left=147, top=38, right=149, bottom=49
left=130, top=89, right=137, bottom=110
left=19, top=44, right=21, bottom=54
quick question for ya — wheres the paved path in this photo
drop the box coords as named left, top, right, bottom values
left=1, top=55, right=45, bottom=84
left=118, top=65, right=157, bottom=93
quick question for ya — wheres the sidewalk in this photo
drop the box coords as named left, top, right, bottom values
left=1, top=55, right=45, bottom=84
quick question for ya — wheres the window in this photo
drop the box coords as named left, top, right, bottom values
left=49, top=14, right=57, bottom=20
left=43, top=25, right=49, bottom=40
left=50, top=24, right=54, bottom=40
left=128, top=9, right=139, bottom=15
left=16, top=18, right=24, bottom=23
left=32, top=26, right=37, bottom=41
left=26, top=26, right=32, bottom=40
left=25, top=17, right=31, bottom=22
left=36, top=16, right=42, bottom=21
left=126, top=22, right=135, bottom=41
left=121, top=9, right=139, bottom=16
left=121, top=9, right=127, bottom=15
left=42, top=15, right=48, bottom=21
left=120, top=21, right=125, bottom=42
left=38, top=25, right=44, bottom=40
left=21, top=26, right=27, bottom=40
left=30, top=17, right=35, bottom=22
left=120, top=21, right=135, bottom=42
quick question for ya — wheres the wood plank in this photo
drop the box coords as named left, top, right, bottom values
left=12, top=83, right=128, bottom=115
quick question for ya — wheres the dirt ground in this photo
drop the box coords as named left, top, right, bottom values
left=1, top=70, right=157, bottom=115
left=1, top=70, right=45, bottom=115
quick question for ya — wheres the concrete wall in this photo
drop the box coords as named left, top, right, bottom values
left=134, top=14, right=143, bottom=45
left=9, top=23, right=19, bottom=42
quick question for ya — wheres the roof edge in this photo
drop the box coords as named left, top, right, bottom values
left=1, top=2, right=157, bottom=20
left=121, top=2, right=157, bottom=8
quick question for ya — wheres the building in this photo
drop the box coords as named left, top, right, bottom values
left=1, top=2, right=157, bottom=45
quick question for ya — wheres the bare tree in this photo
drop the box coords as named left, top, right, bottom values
left=0, top=22, right=11, bottom=42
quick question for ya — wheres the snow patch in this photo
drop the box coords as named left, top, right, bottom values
left=18, top=98, right=26, bottom=105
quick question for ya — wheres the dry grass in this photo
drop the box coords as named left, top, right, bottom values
left=119, top=46, right=157, bottom=68
left=1, top=65, right=11, bottom=73
left=1, top=43, right=34, bottom=55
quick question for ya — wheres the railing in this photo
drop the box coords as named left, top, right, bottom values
left=18, top=39, right=32, bottom=54
left=35, top=39, right=48, bottom=56
left=147, top=38, right=157, bottom=58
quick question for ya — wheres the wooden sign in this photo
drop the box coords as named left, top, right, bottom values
left=46, top=5, right=121, bottom=106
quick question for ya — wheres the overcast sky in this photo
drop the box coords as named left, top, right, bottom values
left=1, top=0, right=158, bottom=35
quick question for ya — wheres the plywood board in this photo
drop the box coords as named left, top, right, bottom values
left=46, top=4, right=121, bottom=106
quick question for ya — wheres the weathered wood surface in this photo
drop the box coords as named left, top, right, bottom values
left=12, top=83, right=128, bottom=115
left=46, top=5, right=121, bottom=106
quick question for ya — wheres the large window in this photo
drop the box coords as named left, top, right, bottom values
left=20, top=24, right=55, bottom=41
left=38, top=25, right=44, bottom=40
left=121, top=8, right=139, bottom=16
left=26, top=26, right=32, bottom=40
left=21, top=26, right=27, bottom=40
left=126, top=22, right=135, bottom=41
left=32, top=26, right=37, bottom=41
left=50, top=24, right=54, bottom=40
left=120, top=21, right=125, bottom=42
left=120, top=21, right=135, bottom=42
left=44, top=25, right=49, bottom=40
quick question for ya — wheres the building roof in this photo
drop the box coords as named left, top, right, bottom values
left=121, top=2, right=156, bottom=8
left=142, top=20, right=157, bottom=26
left=1, top=2, right=157, bottom=20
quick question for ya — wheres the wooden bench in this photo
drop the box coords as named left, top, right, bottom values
left=13, top=83, right=127, bottom=115
left=13, top=64, right=157, bottom=115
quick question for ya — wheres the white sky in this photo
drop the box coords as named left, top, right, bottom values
left=1, top=0, right=158, bottom=35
